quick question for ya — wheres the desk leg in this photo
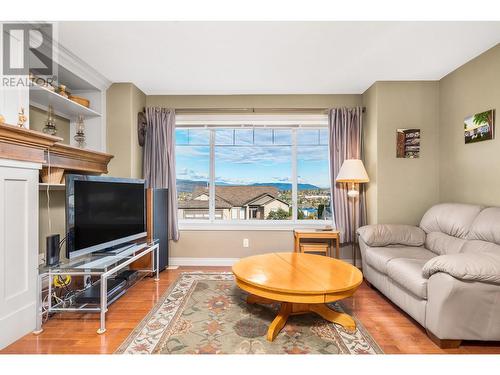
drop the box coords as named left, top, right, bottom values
left=336, top=237, right=340, bottom=259
left=33, top=273, right=44, bottom=335
left=97, top=276, right=107, bottom=334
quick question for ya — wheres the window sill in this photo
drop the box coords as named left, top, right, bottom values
left=178, top=220, right=335, bottom=231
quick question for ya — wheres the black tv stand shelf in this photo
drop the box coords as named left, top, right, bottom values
left=74, top=278, right=127, bottom=305
left=35, top=240, right=160, bottom=335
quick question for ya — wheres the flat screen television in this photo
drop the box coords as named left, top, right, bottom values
left=65, top=175, right=146, bottom=259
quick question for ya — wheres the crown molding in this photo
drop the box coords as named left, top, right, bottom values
left=55, top=41, right=112, bottom=90
left=27, top=22, right=112, bottom=90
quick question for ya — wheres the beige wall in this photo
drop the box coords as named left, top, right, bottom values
left=362, top=84, right=378, bottom=225
left=103, top=44, right=500, bottom=260
left=171, top=231, right=294, bottom=258
left=362, top=82, right=440, bottom=225
left=439, top=44, right=500, bottom=206
left=147, top=94, right=362, bottom=109
left=29, top=106, right=70, bottom=144
left=38, top=190, right=66, bottom=256
left=148, top=94, right=362, bottom=259
left=130, top=85, right=145, bottom=178
left=106, top=82, right=146, bottom=178
left=171, top=230, right=354, bottom=259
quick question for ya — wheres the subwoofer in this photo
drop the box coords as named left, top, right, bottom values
left=148, top=188, right=169, bottom=271
left=46, top=234, right=60, bottom=266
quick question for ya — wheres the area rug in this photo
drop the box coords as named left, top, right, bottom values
left=116, top=272, right=383, bottom=354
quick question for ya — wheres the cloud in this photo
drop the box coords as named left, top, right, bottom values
left=215, top=147, right=291, bottom=165
left=177, top=168, right=208, bottom=181
left=176, top=146, right=209, bottom=158
left=215, top=176, right=255, bottom=185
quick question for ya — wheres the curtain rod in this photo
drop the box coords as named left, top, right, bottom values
left=142, top=107, right=366, bottom=114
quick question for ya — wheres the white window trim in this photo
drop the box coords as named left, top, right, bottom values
left=179, top=220, right=334, bottom=231
left=176, top=114, right=334, bottom=230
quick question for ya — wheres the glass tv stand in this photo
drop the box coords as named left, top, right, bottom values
left=34, top=239, right=160, bottom=335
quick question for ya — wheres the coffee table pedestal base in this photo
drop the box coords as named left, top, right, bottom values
left=246, top=294, right=356, bottom=341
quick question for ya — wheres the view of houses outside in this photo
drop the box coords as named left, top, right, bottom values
left=176, top=128, right=331, bottom=221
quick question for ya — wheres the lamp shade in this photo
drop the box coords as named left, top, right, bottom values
left=336, top=159, right=369, bottom=183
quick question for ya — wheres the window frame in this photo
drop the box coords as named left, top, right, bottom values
left=175, top=114, right=334, bottom=230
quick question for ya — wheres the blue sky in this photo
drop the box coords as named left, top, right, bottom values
left=176, top=129, right=330, bottom=188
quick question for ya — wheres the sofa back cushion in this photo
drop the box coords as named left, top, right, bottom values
left=467, top=207, right=500, bottom=246
left=419, top=203, right=483, bottom=239
left=425, top=231, right=467, bottom=255
left=462, top=239, right=500, bottom=254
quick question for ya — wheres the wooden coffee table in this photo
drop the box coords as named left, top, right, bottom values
left=232, top=252, right=363, bottom=341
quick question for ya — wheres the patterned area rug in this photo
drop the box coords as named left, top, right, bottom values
left=117, top=272, right=383, bottom=354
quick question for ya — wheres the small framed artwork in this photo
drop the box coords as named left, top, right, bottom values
left=396, top=128, right=420, bottom=158
left=464, top=109, right=495, bottom=144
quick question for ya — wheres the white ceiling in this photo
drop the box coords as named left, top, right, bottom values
left=58, top=21, right=500, bottom=95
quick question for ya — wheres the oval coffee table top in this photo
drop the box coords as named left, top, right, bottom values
left=232, top=252, right=363, bottom=295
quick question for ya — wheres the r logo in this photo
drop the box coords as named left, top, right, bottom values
left=2, top=23, right=53, bottom=76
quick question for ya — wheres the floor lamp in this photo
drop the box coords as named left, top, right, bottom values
left=336, top=159, right=369, bottom=267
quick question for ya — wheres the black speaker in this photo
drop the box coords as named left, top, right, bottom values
left=46, top=234, right=60, bottom=266
left=150, top=188, right=169, bottom=271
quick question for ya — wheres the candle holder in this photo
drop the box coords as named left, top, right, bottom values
left=74, top=114, right=86, bottom=148
left=17, top=107, right=27, bottom=128
left=42, top=105, right=57, bottom=135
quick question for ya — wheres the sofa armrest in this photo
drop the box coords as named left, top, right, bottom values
left=422, top=252, right=500, bottom=284
left=356, top=224, right=426, bottom=247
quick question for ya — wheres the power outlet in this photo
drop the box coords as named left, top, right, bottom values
left=243, top=238, right=249, bottom=248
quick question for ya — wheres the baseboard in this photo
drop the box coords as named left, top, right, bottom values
left=169, top=257, right=240, bottom=266
left=169, top=257, right=357, bottom=267
left=0, top=301, right=36, bottom=350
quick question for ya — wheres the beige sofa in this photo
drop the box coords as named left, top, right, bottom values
left=357, top=203, right=500, bottom=348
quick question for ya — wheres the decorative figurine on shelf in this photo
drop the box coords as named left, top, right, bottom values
left=58, top=84, right=69, bottom=98
left=74, top=114, right=86, bottom=148
left=42, top=105, right=57, bottom=135
left=17, top=107, right=27, bottom=128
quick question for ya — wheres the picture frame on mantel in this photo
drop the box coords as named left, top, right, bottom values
left=464, top=109, right=495, bottom=144
left=396, top=128, right=420, bottom=158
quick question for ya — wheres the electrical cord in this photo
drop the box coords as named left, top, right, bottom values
left=46, top=148, right=52, bottom=234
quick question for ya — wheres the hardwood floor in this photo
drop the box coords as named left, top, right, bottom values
left=2, top=266, right=500, bottom=354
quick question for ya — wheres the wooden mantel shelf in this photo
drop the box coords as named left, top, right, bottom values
left=48, top=143, right=114, bottom=174
left=0, top=123, right=113, bottom=174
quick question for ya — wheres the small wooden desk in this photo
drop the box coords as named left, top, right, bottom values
left=294, top=229, right=341, bottom=258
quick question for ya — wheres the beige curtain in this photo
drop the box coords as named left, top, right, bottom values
left=143, top=107, right=179, bottom=241
left=328, top=107, right=367, bottom=244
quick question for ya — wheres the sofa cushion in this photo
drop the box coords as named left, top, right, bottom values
left=357, top=224, right=426, bottom=247
left=364, top=246, right=435, bottom=275
left=425, top=231, right=467, bottom=255
left=467, top=207, right=500, bottom=246
left=387, top=258, right=429, bottom=299
left=422, top=251, right=500, bottom=284
left=461, top=239, right=500, bottom=254
left=419, top=203, right=483, bottom=239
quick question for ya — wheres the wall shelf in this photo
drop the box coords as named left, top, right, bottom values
left=29, top=83, right=102, bottom=120
left=0, top=123, right=113, bottom=174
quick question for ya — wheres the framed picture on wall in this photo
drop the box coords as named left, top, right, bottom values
left=464, top=109, right=495, bottom=144
left=396, top=128, right=420, bottom=158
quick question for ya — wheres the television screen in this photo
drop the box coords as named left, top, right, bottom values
left=66, top=175, right=146, bottom=259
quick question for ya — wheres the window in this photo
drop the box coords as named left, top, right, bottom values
left=297, top=129, right=332, bottom=220
left=175, top=120, right=332, bottom=226
left=176, top=129, right=210, bottom=220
